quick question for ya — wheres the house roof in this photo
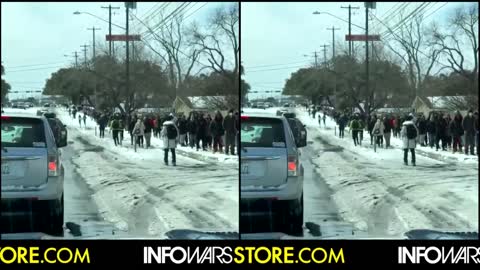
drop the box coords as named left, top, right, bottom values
left=414, top=96, right=434, bottom=108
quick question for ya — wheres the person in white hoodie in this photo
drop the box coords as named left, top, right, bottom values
left=400, top=115, right=419, bottom=166
left=132, top=118, right=145, bottom=148
left=161, top=115, right=179, bottom=166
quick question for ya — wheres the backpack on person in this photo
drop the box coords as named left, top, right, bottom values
left=111, top=119, right=120, bottom=129
left=406, top=124, right=417, bottom=139
left=167, top=124, right=178, bottom=139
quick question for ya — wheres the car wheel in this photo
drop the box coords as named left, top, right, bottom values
left=284, top=195, right=304, bottom=236
left=45, top=195, right=64, bottom=237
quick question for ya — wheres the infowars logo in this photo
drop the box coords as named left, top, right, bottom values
left=398, top=246, right=480, bottom=264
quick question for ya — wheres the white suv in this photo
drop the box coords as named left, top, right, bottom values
left=1, top=113, right=66, bottom=236
left=240, top=112, right=305, bottom=235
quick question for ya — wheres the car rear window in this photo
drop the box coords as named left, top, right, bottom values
left=1, top=117, right=47, bottom=148
left=241, top=117, right=286, bottom=148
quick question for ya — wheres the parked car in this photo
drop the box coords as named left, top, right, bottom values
left=1, top=112, right=67, bottom=236
left=240, top=112, right=306, bottom=236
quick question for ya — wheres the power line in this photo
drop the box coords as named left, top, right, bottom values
left=5, top=61, right=67, bottom=69
left=131, top=12, right=211, bottom=69
left=381, top=2, right=433, bottom=39
left=246, top=64, right=309, bottom=73
left=370, top=12, right=451, bottom=69
left=142, top=2, right=190, bottom=40
left=183, top=2, right=208, bottom=21
left=246, top=60, right=310, bottom=69
left=6, top=65, right=66, bottom=73
left=424, top=2, right=449, bottom=19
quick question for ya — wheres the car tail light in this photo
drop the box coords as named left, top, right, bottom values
left=241, top=116, right=249, bottom=120
left=48, top=155, right=60, bottom=177
left=1, top=116, right=10, bottom=120
left=288, top=155, right=298, bottom=176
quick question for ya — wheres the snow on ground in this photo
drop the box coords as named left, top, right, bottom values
left=290, top=107, right=478, bottom=236
left=55, top=109, right=238, bottom=164
left=52, top=108, right=238, bottom=236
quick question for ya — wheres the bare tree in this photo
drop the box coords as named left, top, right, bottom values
left=192, top=3, right=239, bottom=93
left=385, top=13, right=441, bottom=96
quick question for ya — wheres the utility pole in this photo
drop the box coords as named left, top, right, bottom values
left=87, top=27, right=101, bottom=59
left=341, top=5, right=360, bottom=57
left=102, top=5, right=120, bottom=56
left=319, top=44, right=329, bottom=66
left=80, top=44, right=89, bottom=67
left=74, top=51, right=79, bottom=68
left=314, top=51, right=318, bottom=68
left=326, top=26, right=340, bottom=61
left=365, top=3, right=369, bottom=113
left=125, top=3, right=130, bottom=112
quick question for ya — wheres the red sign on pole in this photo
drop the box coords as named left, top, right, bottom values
left=345, top=34, right=380, bottom=41
left=106, top=34, right=141, bottom=41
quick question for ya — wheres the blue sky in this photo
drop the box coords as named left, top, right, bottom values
left=1, top=2, right=228, bottom=100
left=241, top=2, right=474, bottom=100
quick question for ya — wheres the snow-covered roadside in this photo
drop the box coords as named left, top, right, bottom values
left=294, top=107, right=477, bottom=236
left=55, top=108, right=238, bottom=236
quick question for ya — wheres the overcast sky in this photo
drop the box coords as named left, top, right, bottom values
left=241, top=2, right=474, bottom=100
left=1, top=2, right=227, bottom=100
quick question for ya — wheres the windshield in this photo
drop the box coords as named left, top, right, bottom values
left=1, top=2, right=239, bottom=239
left=240, top=2, right=478, bottom=239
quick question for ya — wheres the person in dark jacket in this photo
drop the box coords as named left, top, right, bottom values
left=417, top=115, right=427, bottom=146
left=337, top=114, right=348, bottom=138
left=383, top=115, right=393, bottom=148
left=435, top=114, right=447, bottom=151
left=444, top=114, right=452, bottom=149
left=177, top=115, right=188, bottom=146
left=205, top=114, right=213, bottom=149
left=187, top=112, right=198, bottom=149
left=110, top=116, right=120, bottom=146
left=474, top=112, right=479, bottom=156
left=98, top=114, right=108, bottom=138
left=223, top=109, right=237, bottom=155
left=196, top=114, right=208, bottom=151
left=210, top=111, right=225, bottom=153
left=462, top=109, right=475, bottom=155
left=450, top=112, right=464, bottom=153
left=144, top=116, right=154, bottom=148
left=368, top=114, right=377, bottom=145
left=426, top=113, right=437, bottom=148
left=128, top=115, right=137, bottom=146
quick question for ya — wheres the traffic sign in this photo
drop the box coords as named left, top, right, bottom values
left=106, top=34, right=141, bottom=41
left=345, top=34, right=380, bottom=41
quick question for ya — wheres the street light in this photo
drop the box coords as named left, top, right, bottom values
left=73, top=11, right=125, bottom=30
left=312, top=11, right=365, bottom=30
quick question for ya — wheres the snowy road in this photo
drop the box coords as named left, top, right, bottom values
left=241, top=107, right=477, bottom=238
left=298, top=107, right=478, bottom=237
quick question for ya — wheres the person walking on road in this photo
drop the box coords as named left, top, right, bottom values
left=197, top=114, right=208, bottom=151
left=426, top=113, right=437, bottom=148
left=187, top=112, right=198, bottom=149
left=144, top=116, right=154, bottom=148
left=223, top=109, right=237, bottom=155
left=450, top=112, right=464, bottom=154
left=435, top=114, right=448, bottom=151
left=83, top=114, right=87, bottom=127
left=338, top=114, right=347, bottom=138
left=474, top=112, right=479, bottom=156
left=177, top=115, right=188, bottom=147
left=128, top=115, right=137, bottom=146
left=211, top=111, right=225, bottom=154
left=205, top=114, right=213, bottom=149
left=358, top=116, right=365, bottom=145
left=322, top=113, right=326, bottom=127
left=98, top=114, right=107, bottom=138
left=368, top=114, right=377, bottom=145
left=372, top=118, right=385, bottom=148
left=401, top=115, right=418, bottom=166
left=161, top=115, right=179, bottom=166
left=462, top=109, right=476, bottom=155
left=111, top=116, right=120, bottom=146
left=349, top=115, right=360, bottom=146
left=417, top=115, right=427, bottom=146
left=78, top=114, right=83, bottom=127
left=383, top=115, right=393, bottom=148
left=133, top=118, right=145, bottom=148
left=444, top=114, right=452, bottom=149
